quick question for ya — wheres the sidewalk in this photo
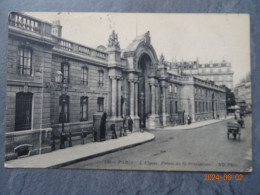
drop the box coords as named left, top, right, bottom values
left=158, top=116, right=234, bottom=131
left=5, top=132, right=154, bottom=169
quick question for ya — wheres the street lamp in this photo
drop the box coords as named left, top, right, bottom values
left=55, top=70, right=67, bottom=149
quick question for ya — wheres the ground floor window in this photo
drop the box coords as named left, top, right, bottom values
left=170, top=101, right=173, bottom=114
left=97, top=97, right=104, bottom=112
left=59, top=95, right=70, bottom=123
left=15, top=92, right=33, bottom=131
left=80, top=96, right=88, bottom=121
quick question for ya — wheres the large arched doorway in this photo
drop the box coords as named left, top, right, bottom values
left=138, top=53, right=152, bottom=128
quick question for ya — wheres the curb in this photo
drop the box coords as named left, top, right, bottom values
left=158, top=117, right=233, bottom=131
left=49, top=134, right=155, bottom=169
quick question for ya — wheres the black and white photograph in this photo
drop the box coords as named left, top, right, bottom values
left=4, top=12, right=252, bottom=172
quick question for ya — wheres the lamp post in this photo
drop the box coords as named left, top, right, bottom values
left=55, top=71, right=67, bottom=149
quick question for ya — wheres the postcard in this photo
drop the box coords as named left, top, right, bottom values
left=4, top=12, right=252, bottom=172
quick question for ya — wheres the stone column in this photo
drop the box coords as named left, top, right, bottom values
left=162, top=86, right=166, bottom=115
left=111, top=77, right=117, bottom=118
left=130, top=80, right=135, bottom=117
left=135, top=82, right=138, bottom=116
left=155, top=86, right=157, bottom=114
left=118, top=78, right=122, bottom=117
left=151, top=84, right=156, bottom=115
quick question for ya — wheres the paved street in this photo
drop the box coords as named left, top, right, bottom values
left=64, top=116, right=252, bottom=172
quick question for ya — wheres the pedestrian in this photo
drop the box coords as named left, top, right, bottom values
left=128, top=116, right=133, bottom=132
left=111, top=124, right=117, bottom=139
left=187, top=115, right=192, bottom=125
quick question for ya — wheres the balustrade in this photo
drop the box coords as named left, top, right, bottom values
left=9, top=12, right=51, bottom=36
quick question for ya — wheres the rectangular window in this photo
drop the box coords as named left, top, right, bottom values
left=15, top=92, right=33, bottom=131
left=98, top=70, right=104, bottom=87
left=82, top=67, right=88, bottom=85
left=61, top=63, right=69, bottom=84
left=80, top=96, right=88, bottom=121
left=18, top=47, right=32, bottom=75
left=170, top=101, right=173, bottom=114
left=175, top=101, right=178, bottom=113
left=195, top=101, right=197, bottom=113
left=59, top=95, right=70, bottom=123
left=97, top=97, right=104, bottom=112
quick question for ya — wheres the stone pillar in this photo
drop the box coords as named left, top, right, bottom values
left=111, top=77, right=117, bottom=118
left=161, top=84, right=169, bottom=126
left=155, top=86, right=157, bottom=114
left=145, top=79, right=160, bottom=129
left=118, top=78, right=121, bottom=117
left=135, top=82, right=138, bottom=116
left=151, top=84, right=156, bottom=115
left=130, top=81, right=135, bottom=117
left=162, top=86, right=166, bottom=115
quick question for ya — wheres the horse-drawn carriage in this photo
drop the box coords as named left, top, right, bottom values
left=227, top=122, right=241, bottom=140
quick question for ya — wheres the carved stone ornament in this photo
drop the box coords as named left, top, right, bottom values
left=143, top=31, right=151, bottom=46
left=108, top=30, right=120, bottom=48
left=159, top=54, right=165, bottom=64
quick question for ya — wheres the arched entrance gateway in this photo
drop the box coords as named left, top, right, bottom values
left=124, top=31, right=161, bottom=129
left=108, top=30, right=225, bottom=131
left=137, top=53, right=152, bottom=128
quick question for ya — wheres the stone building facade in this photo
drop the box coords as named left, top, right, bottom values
left=168, top=59, right=234, bottom=90
left=5, top=12, right=226, bottom=160
left=234, top=81, right=252, bottom=112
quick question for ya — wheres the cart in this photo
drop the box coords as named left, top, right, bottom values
left=237, top=118, right=245, bottom=128
left=227, top=122, right=241, bottom=140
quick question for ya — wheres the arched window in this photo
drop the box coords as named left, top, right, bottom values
left=15, top=92, right=33, bottom=131
left=18, top=47, right=32, bottom=75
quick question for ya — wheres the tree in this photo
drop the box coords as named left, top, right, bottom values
left=222, top=85, right=236, bottom=108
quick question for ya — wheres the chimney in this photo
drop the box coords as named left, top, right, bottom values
left=52, top=20, right=62, bottom=37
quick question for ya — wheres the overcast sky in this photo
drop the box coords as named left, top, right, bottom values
left=25, top=12, right=250, bottom=86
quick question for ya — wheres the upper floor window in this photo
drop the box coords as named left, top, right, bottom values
left=61, top=63, right=69, bottom=84
left=82, top=67, right=88, bottom=85
left=80, top=96, right=88, bottom=121
left=174, top=86, right=177, bottom=93
left=98, top=70, right=104, bottom=87
left=169, top=85, right=172, bottom=93
left=97, top=97, right=104, bottom=112
left=18, top=47, right=32, bottom=75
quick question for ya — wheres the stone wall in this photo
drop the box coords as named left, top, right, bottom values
left=6, top=35, right=52, bottom=132
left=50, top=55, right=109, bottom=135
left=5, top=128, right=52, bottom=161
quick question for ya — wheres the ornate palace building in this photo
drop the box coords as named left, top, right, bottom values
left=168, top=59, right=234, bottom=90
left=5, top=12, right=226, bottom=160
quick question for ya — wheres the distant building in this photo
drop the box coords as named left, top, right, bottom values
left=5, top=12, right=226, bottom=160
left=168, top=59, right=234, bottom=90
left=234, top=82, right=251, bottom=111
